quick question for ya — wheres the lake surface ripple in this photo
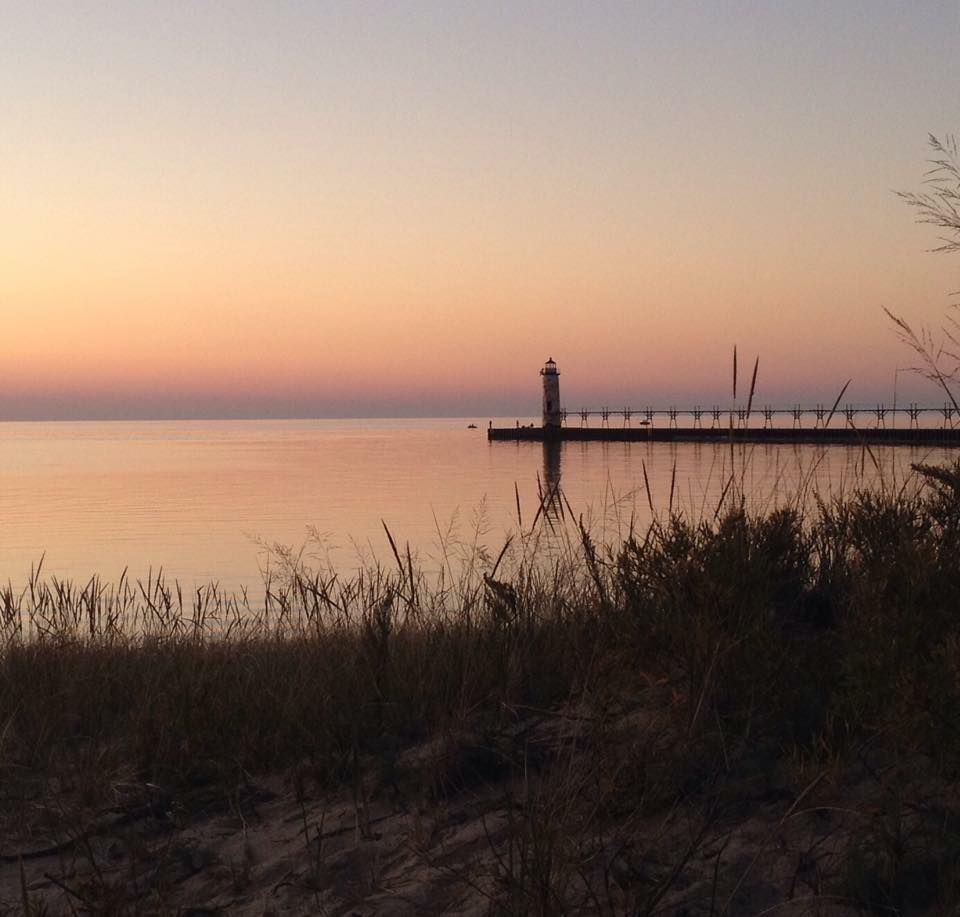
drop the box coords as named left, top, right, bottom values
left=0, top=418, right=949, bottom=593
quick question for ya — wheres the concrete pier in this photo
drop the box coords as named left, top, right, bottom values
left=488, top=425, right=960, bottom=446
left=494, top=358, right=960, bottom=446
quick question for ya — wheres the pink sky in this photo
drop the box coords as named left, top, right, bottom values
left=2, top=2, right=959, bottom=419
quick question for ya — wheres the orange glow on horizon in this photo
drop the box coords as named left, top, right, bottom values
left=2, top=3, right=958, bottom=418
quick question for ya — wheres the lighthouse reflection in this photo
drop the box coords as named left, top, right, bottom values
left=540, top=439, right=563, bottom=519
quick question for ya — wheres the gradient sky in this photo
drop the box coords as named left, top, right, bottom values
left=2, top=1, right=959, bottom=419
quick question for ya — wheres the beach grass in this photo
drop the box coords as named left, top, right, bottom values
left=3, top=459, right=960, bottom=912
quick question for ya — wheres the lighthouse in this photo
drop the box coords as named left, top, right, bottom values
left=540, top=358, right=562, bottom=428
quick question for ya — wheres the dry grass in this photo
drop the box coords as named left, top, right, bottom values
left=3, top=460, right=960, bottom=912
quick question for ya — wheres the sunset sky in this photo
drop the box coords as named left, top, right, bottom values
left=2, top=1, right=959, bottom=420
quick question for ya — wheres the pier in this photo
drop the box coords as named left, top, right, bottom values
left=487, top=359, right=960, bottom=447
left=488, top=424, right=960, bottom=446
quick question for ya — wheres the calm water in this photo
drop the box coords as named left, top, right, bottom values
left=0, top=418, right=952, bottom=593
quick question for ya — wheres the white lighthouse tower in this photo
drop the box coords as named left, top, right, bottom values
left=540, top=358, right=562, bottom=428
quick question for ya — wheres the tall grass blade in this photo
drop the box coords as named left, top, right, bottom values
left=733, top=345, right=738, bottom=401
left=823, top=378, right=852, bottom=429
left=668, top=460, right=677, bottom=515
left=745, top=356, right=759, bottom=422
left=381, top=520, right=404, bottom=575
left=642, top=460, right=654, bottom=514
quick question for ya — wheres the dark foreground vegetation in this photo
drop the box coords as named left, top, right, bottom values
left=3, top=463, right=960, bottom=914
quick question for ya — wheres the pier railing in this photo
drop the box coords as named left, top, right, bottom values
left=558, top=404, right=959, bottom=430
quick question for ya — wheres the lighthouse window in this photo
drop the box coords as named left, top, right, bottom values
left=547, top=400, right=553, bottom=411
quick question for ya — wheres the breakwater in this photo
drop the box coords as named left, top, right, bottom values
left=487, top=425, right=960, bottom=446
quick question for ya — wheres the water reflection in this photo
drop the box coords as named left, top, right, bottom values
left=541, top=439, right=563, bottom=520
left=0, top=418, right=953, bottom=591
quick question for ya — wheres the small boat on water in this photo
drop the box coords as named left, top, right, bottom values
left=467, top=423, right=477, bottom=429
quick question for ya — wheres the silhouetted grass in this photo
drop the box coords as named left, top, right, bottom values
left=4, top=461, right=960, bottom=912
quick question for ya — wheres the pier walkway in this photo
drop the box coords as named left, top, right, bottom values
left=488, top=423, right=960, bottom=446
left=489, top=403, right=960, bottom=446
left=554, top=403, right=956, bottom=430
left=502, top=360, right=960, bottom=446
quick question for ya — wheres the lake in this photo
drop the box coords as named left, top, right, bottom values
left=0, top=418, right=952, bottom=593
